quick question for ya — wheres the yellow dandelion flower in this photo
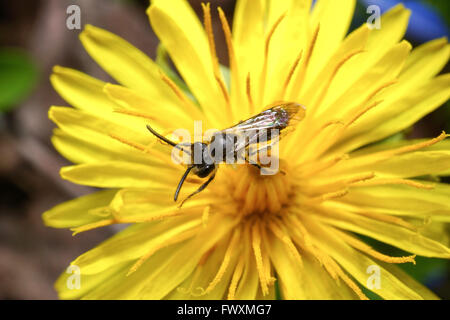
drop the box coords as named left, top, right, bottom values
left=44, top=0, right=450, bottom=300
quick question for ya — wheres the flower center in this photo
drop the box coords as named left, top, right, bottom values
left=218, top=161, right=293, bottom=217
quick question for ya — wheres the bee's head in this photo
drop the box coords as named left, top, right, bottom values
left=190, top=142, right=215, bottom=178
left=193, top=163, right=216, bottom=178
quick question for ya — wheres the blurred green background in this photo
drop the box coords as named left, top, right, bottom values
left=0, top=0, right=448, bottom=299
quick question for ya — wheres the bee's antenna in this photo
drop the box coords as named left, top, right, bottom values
left=146, top=124, right=190, bottom=155
left=174, top=166, right=194, bottom=202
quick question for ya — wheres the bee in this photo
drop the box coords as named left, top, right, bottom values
left=146, top=101, right=306, bottom=206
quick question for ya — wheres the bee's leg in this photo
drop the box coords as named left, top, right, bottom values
left=239, top=153, right=262, bottom=170
left=244, top=155, right=286, bottom=175
left=250, top=162, right=262, bottom=170
left=246, top=147, right=286, bottom=175
left=178, top=172, right=216, bottom=208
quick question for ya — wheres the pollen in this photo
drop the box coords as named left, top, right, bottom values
left=219, top=162, right=293, bottom=217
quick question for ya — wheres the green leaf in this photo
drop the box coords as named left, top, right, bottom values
left=274, top=277, right=282, bottom=300
left=361, top=285, right=383, bottom=300
left=398, top=256, right=449, bottom=285
left=422, top=0, right=450, bottom=25
left=0, top=48, right=38, bottom=112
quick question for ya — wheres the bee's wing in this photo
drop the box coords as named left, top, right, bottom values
left=221, top=102, right=306, bottom=152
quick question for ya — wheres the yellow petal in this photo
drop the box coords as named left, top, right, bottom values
left=56, top=261, right=131, bottom=300
left=49, top=106, right=166, bottom=165
left=349, top=136, right=450, bottom=157
left=254, top=285, right=276, bottom=300
left=264, top=226, right=304, bottom=299
left=306, top=0, right=356, bottom=85
left=49, top=103, right=149, bottom=142
left=104, top=83, right=198, bottom=130
left=263, top=0, right=311, bottom=104
left=333, top=151, right=450, bottom=178
left=42, top=189, right=117, bottom=228
left=108, top=188, right=217, bottom=223
left=304, top=218, right=432, bottom=299
left=301, top=25, right=369, bottom=111
left=365, top=4, right=410, bottom=46
left=283, top=25, right=369, bottom=154
left=317, top=203, right=450, bottom=258
left=326, top=40, right=411, bottom=119
left=399, top=37, right=450, bottom=89
left=50, top=67, right=151, bottom=134
left=72, top=215, right=201, bottom=275
left=291, top=40, right=411, bottom=162
left=118, top=213, right=238, bottom=299
left=165, top=234, right=238, bottom=299
left=301, top=255, right=360, bottom=299
left=50, top=66, right=110, bottom=114
left=319, top=5, right=410, bottom=112
left=51, top=128, right=149, bottom=165
left=339, top=183, right=450, bottom=222
left=335, top=74, right=450, bottom=153
left=233, top=226, right=260, bottom=299
left=232, top=0, right=266, bottom=112
left=359, top=4, right=410, bottom=69
left=414, top=220, right=450, bottom=248
left=291, top=40, right=412, bottom=163
left=148, top=0, right=224, bottom=128
left=377, top=262, right=439, bottom=300
left=79, top=24, right=177, bottom=102
left=335, top=40, right=450, bottom=152
left=267, top=232, right=356, bottom=299
left=60, top=161, right=178, bottom=189
left=233, top=260, right=262, bottom=300
left=50, top=67, right=113, bottom=114
left=82, top=242, right=185, bottom=299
